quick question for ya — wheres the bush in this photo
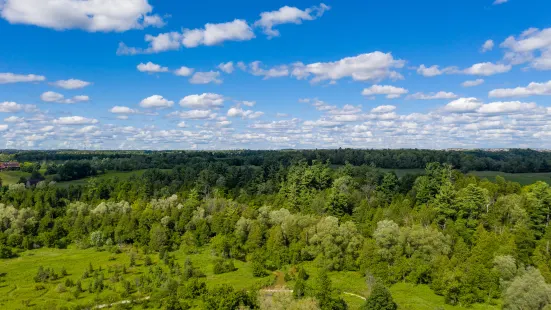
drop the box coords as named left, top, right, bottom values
left=252, top=261, right=268, bottom=277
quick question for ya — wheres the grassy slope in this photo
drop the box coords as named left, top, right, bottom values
left=0, top=171, right=31, bottom=185
left=0, top=247, right=501, bottom=310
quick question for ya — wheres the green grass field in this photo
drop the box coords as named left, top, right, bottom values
left=0, top=246, right=500, bottom=310
left=0, top=171, right=31, bottom=186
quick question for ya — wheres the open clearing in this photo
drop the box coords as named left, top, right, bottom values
left=1, top=247, right=498, bottom=310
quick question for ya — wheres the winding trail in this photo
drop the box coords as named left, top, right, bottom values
left=260, top=288, right=366, bottom=301
left=95, top=296, right=150, bottom=309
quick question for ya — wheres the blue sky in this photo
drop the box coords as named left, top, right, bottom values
left=1, top=0, right=551, bottom=150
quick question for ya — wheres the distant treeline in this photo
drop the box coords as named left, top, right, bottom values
left=10, top=149, right=551, bottom=173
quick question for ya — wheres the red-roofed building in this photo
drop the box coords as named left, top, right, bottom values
left=0, top=162, right=20, bottom=171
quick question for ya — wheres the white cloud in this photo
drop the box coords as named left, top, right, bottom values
left=51, top=79, right=91, bottom=89
left=40, top=126, right=54, bottom=132
left=501, top=27, right=551, bottom=70
left=0, top=101, right=23, bottom=113
left=53, top=116, right=98, bottom=125
left=443, top=97, right=483, bottom=113
left=4, top=116, right=23, bottom=123
left=40, top=91, right=89, bottom=104
left=227, top=107, right=264, bottom=119
left=303, top=119, right=341, bottom=127
left=241, top=101, right=256, bottom=107
left=417, top=65, right=442, bottom=77
left=174, top=66, right=194, bottom=77
left=489, top=81, right=551, bottom=98
left=0, top=72, right=45, bottom=84
left=218, top=62, right=234, bottom=74
left=362, top=85, right=408, bottom=99
left=477, top=101, right=537, bottom=114
left=249, top=61, right=289, bottom=79
left=180, top=93, right=224, bottom=109
left=463, top=62, right=512, bottom=76
left=183, top=19, right=255, bottom=48
left=139, top=95, right=174, bottom=109
left=169, top=110, right=217, bottom=120
left=0, top=0, right=164, bottom=32
left=189, top=71, right=222, bottom=84
left=407, top=91, right=458, bottom=100
left=109, top=106, right=138, bottom=114
left=493, top=0, right=508, bottom=5
left=292, top=52, right=405, bottom=83
left=416, top=65, right=458, bottom=77
left=255, top=3, right=330, bottom=37
left=482, top=40, right=494, bottom=52
left=371, top=105, right=396, bottom=114
left=0, top=125, right=8, bottom=132
left=462, top=79, right=484, bottom=87
left=177, top=121, right=186, bottom=128
left=137, top=62, right=168, bottom=73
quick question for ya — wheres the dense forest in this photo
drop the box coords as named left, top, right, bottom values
left=2, top=150, right=551, bottom=309
left=9, top=148, right=551, bottom=175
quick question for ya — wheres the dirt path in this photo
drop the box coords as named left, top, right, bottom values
left=95, top=296, right=150, bottom=309
left=260, top=288, right=366, bottom=301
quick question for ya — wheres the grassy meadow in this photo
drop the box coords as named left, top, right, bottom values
left=1, top=246, right=499, bottom=310
left=0, top=171, right=31, bottom=186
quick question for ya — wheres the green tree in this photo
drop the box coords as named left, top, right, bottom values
left=504, top=268, right=551, bottom=310
left=363, top=283, right=397, bottom=310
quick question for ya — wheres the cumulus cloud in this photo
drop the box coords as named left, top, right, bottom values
left=109, top=106, right=138, bottom=114
left=292, top=52, right=405, bottom=83
left=462, top=79, right=484, bottom=87
left=0, top=125, right=8, bottom=132
left=174, top=66, right=194, bottom=77
left=249, top=61, right=289, bottom=79
left=183, top=19, right=254, bottom=48
left=0, top=72, right=45, bottom=84
left=137, top=62, right=168, bottom=73
left=371, top=105, right=396, bottom=113
left=501, top=27, right=551, bottom=70
left=227, top=107, right=264, bottom=119
left=0, top=0, right=165, bottom=32
left=179, top=93, right=224, bottom=109
left=407, top=91, right=458, bottom=100
left=416, top=65, right=458, bottom=77
left=189, top=71, right=222, bottom=84
left=462, top=62, right=512, bottom=76
left=0, top=101, right=23, bottom=113
left=53, top=116, right=98, bottom=125
left=489, top=80, right=551, bottom=98
left=218, top=62, right=234, bottom=74
left=40, top=91, right=90, bottom=104
left=168, top=110, right=217, bottom=120
left=443, top=97, right=483, bottom=113
left=477, top=101, right=537, bottom=114
left=254, top=3, right=330, bottom=37
left=4, top=116, right=23, bottom=123
left=139, top=95, right=174, bottom=109
left=482, top=40, right=494, bottom=52
left=362, top=85, right=408, bottom=99
left=50, top=79, right=91, bottom=89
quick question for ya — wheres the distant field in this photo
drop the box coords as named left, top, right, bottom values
left=468, top=171, right=551, bottom=185
left=380, top=168, right=551, bottom=185
left=0, top=247, right=498, bottom=310
left=0, top=171, right=30, bottom=185
left=55, top=170, right=152, bottom=188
